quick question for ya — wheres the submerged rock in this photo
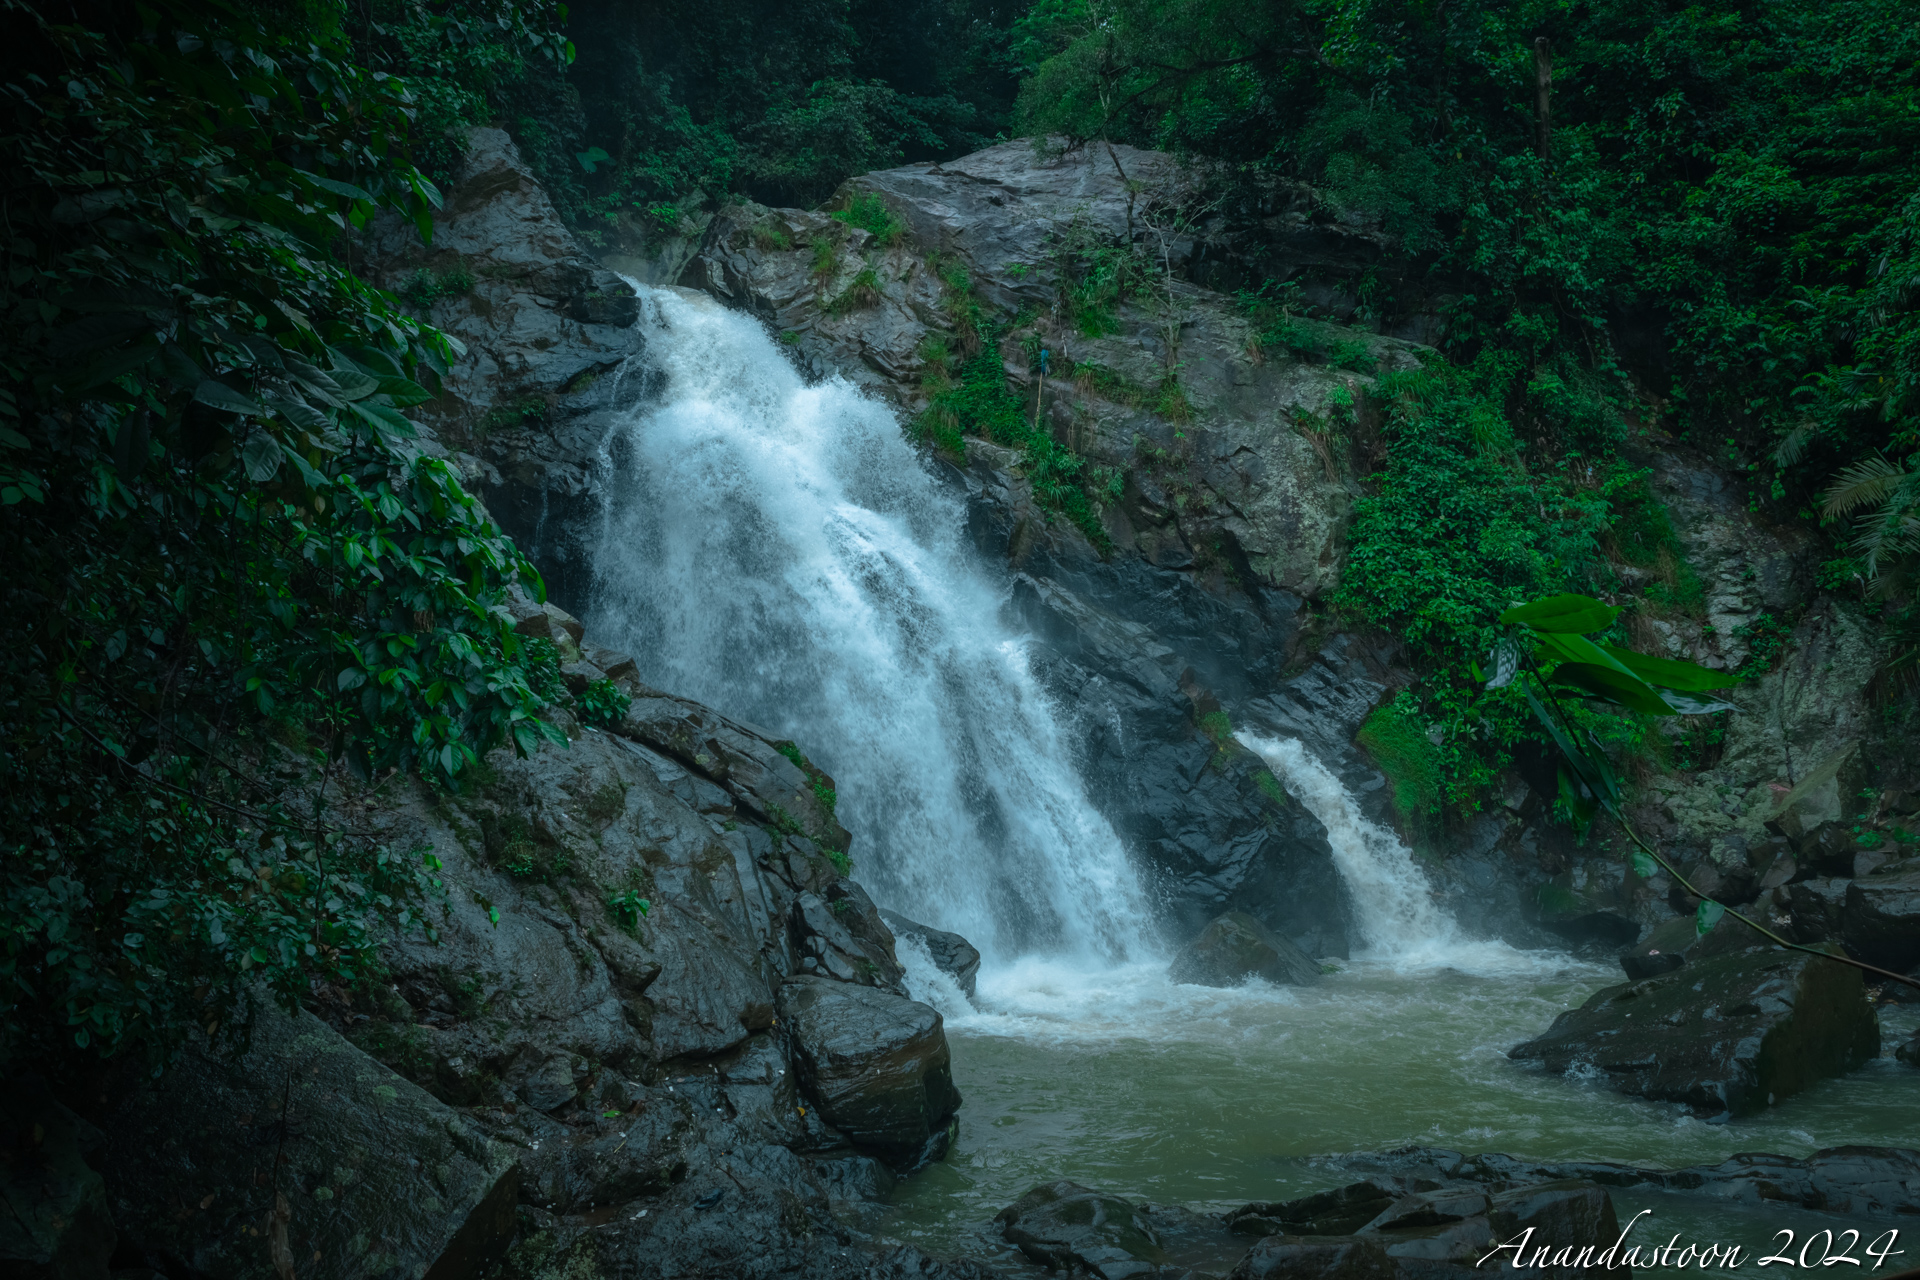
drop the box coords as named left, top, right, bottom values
left=0, top=1078, right=115, bottom=1280
left=995, top=1181, right=1168, bottom=1279
left=879, top=908, right=983, bottom=998
left=103, top=998, right=520, bottom=1280
left=1322, top=1145, right=1920, bottom=1220
left=1225, top=1178, right=1624, bottom=1279
left=776, top=976, right=961, bottom=1167
left=1508, top=946, right=1878, bottom=1118
left=1169, top=911, right=1321, bottom=987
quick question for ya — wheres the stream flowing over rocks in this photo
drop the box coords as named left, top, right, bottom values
left=26, top=126, right=1920, bottom=1280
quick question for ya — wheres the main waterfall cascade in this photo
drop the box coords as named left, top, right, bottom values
left=585, top=286, right=1520, bottom=1016
left=588, top=287, right=1153, bottom=966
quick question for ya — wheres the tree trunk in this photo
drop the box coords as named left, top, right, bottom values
left=1534, top=37, right=1553, bottom=162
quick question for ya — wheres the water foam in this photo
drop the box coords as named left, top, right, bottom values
left=587, top=287, right=1152, bottom=965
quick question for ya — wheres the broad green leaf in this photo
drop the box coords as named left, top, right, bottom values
left=300, top=171, right=374, bottom=202
left=374, top=375, right=434, bottom=408
left=193, top=379, right=266, bottom=415
left=1603, top=645, right=1742, bottom=691
left=1549, top=662, right=1680, bottom=715
left=241, top=431, right=282, bottom=482
left=1532, top=629, right=1649, bottom=686
left=349, top=400, right=418, bottom=439
left=1630, top=849, right=1657, bottom=878
left=1659, top=689, right=1740, bottom=715
left=1696, top=899, right=1726, bottom=936
left=1498, top=594, right=1621, bottom=634
left=1525, top=680, right=1603, bottom=791
left=328, top=368, right=380, bottom=401
left=1557, top=766, right=1596, bottom=835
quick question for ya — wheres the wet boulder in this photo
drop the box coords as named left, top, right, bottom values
left=1618, top=911, right=1749, bottom=980
left=103, top=999, right=520, bottom=1280
left=1844, top=868, right=1920, bottom=972
left=0, top=1078, right=115, bottom=1280
left=1785, top=877, right=1850, bottom=944
left=995, top=1181, right=1167, bottom=1279
left=1509, top=945, right=1878, bottom=1119
left=775, top=976, right=960, bottom=1166
left=880, top=908, right=982, bottom=998
left=1169, top=911, right=1321, bottom=987
left=1226, top=1179, right=1623, bottom=1280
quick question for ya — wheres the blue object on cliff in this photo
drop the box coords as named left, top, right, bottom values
left=1039, top=348, right=1050, bottom=375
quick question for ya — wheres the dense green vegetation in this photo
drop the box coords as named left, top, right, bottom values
left=0, top=0, right=570, bottom=1068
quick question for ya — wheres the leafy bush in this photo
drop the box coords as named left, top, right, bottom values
left=0, top=0, right=567, bottom=1070
left=831, top=192, right=905, bottom=246
left=575, top=678, right=632, bottom=729
left=1355, top=695, right=1444, bottom=833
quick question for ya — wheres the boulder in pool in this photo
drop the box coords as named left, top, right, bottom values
left=1169, top=911, right=1320, bottom=988
left=775, top=975, right=960, bottom=1167
left=1509, top=944, right=1878, bottom=1119
left=995, top=1181, right=1167, bottom=1279
left=879, top=907, right=982, bottom=998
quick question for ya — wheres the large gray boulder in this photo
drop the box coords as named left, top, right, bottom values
left=1170, top=911, right=1321, bottom=987
left=0, top=1078, right=115, bottom=1280
left=1509, top=945, right=1878, bottom=1119
left=879, top=908, right=982, bottom=998
left=1844, top=867, right=1920, bottom=971
left=776, top=976, right=960, bottom=1167
left=104, top=999, right=520, bottom=1280
left=994, top=1181, right=1168, bottom=1279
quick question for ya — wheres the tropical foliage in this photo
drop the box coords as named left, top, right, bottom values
left=0, top=0, right=568, bottom=1068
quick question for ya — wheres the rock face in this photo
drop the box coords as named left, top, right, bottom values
left=995, top=1181, right=1168, bottom=1279
left=360, top=127, right=648, bottom=605
left=1508, top=946, right=1879, bottom=1118
left=1323, top=1145, right=1920, bottom=1221
left=777, top=977, right=961, bottom=1165
left=1169, top=911, right=1322, bottom=986
left=104, top=999, right=520, bottom=1280
left=1616, top=910, right=1751, bottom=980
left=0, top=1079, right=116, bottom=1280
left=1224, top=1176, right=1626, bottom=1280
left=880, top=909, right=983, bottom=998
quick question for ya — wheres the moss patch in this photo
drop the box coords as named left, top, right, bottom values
left=1355, top=694, right=1442, bottom=837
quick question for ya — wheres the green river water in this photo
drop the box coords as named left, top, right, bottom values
left=884, top=954, right=1920, bottom=1276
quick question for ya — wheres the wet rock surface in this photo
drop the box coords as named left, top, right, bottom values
left=1224, top=1176, right=1624, bottom=1280
left=1169, top=911, right=1322, bottom=986
left=881, top=909, right=983, bottom=998
left=1508, top=946, right=1879, bottom=1118
left=778, top=977, right=962, bottom=1166
left=0, top=1078, right=116, bottom=1280
left=1322, top=1145, right=1920, bottom=1220
left=996, top=1181, right=1169, bottom=1278
left=103, top=998, right=520, bottom=1280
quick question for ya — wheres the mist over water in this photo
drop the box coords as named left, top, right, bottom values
left=587, top=287, right=1152, bottom=966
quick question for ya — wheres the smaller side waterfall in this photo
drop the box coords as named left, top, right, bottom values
left=1240, top=732, right=1530, bottom=972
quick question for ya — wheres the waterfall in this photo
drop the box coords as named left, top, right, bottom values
left=1238, top=732, right=1491, bottom=965
left=585, top=287, right=1153, bottom=965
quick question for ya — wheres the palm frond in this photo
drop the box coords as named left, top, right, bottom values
left=1820, top=453, right=1908, bottom=519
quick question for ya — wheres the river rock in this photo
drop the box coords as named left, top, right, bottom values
left=0, top=1078, right=115, bottom=1280
left=102, top=997, right=520, bottom=1280
left=1617, top=910, right=1750, bottom=979
left=1170, top=911, right=1321, bottom=987
left=776, top=976, right=960, bottom=1166
left=1225, top=1178, right=1624, bottom=1279
left=1843, top=867, right=1920, bottom=971
left=879, top=908, right=983, bottom=998
left=1509, top=945, right=1878, bottom=1118
left=1323, top=1144, right=1920, bottom=1220
left=1898, top=1033, right=1920, bottom=1066
left=1785, top=877, right=1851, bottom=944
left=995, top=1181, right=1168, bottom=1279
